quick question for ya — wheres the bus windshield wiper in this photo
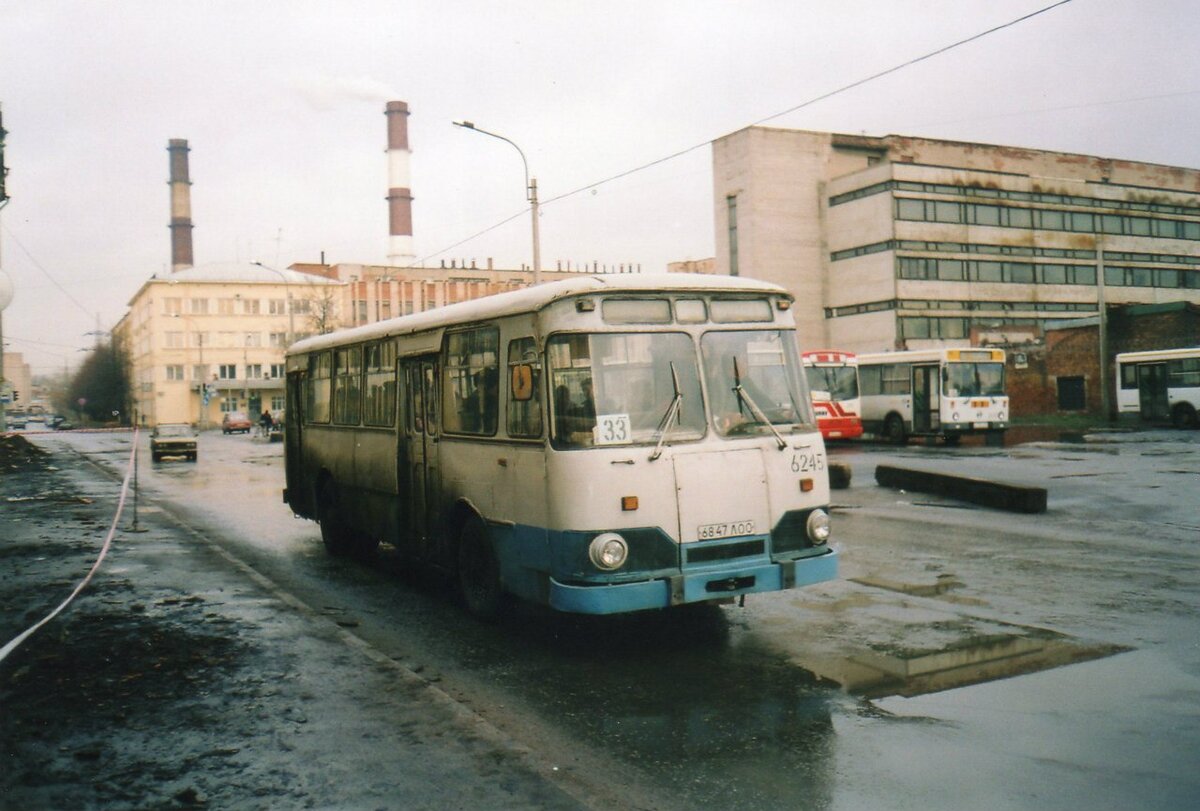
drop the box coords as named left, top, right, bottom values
left=649, top=363, right=683, bottom=461
left=732, top=359, right=787, bottom=451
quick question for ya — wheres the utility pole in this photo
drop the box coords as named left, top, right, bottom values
left=0, top=104, right=11, bottom=432
left=1097, top=236, right=1111, bottom=422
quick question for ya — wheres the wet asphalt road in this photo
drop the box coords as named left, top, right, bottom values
left=23, top=426, right=1200, bottom=811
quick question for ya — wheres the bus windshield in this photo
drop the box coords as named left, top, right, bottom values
left=702, top=330, right=813, bottom=437
left=943, top=362, right=1005, bottom=397
left=804, top=365, right=859, bottom=401
left=547, top=332, right=705, bottom=449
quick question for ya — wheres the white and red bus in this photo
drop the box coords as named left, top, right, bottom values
left=801, top=351, right=863, bottom=440
left=1115, top=347, right=1200, bottom=428
left=857, top=348, right=1008, bottom=445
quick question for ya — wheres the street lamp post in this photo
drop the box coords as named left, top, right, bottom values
left=252, top=261, right=295, bottom=346
left=452, top=121, right=541, bottom=285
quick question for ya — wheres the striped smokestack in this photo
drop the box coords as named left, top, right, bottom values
left=167, top=138, right=194, bottom=271
left=385, top=101, right=415, bottom=267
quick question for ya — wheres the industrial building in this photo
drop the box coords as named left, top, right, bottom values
left=117, top=102, right=601, bottom=426
left=711, top=127, right=1200, bottom=355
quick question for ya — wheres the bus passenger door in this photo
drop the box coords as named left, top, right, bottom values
left=912, top=364, right=939, bottom=433
left=401, top=357, right=441, bottom=555
left=1137, top=363, right=1170, bottom=421
left=284, top=371, right=305, bottom=513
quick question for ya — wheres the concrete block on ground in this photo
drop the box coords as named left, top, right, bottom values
left=829, top=461, right=852, bottom=490
left=875, top=464, right=1047, bottom=514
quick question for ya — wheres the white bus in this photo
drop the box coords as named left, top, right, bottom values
left=857, top=348, right=1008, bottom=445
left=801, top=351, right=863, bottom=440
left=1115, top=347, right=1200, bottom=428
left=283, top=275, right=837, bottom=617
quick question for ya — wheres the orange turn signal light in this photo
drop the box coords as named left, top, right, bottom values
left=621, top=496, right=639, bottom=511
left=800, top=478, right=814, bottom=492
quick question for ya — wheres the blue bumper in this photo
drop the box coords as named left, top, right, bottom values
left=547, top=548, right=837, bottom=615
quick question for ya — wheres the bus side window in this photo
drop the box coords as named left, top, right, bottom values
left=410, top=366, right=425, bottom=433
left=442, top=328, right=499, bottom=436
left=507, top=337, right=543, bottom=438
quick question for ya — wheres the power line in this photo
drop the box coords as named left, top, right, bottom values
left=747, top=0, right=1076, bottom=130
left=428, top=0, right=1075, bottom=260
left=416, top=208, right=529, bottom=265
left=904, top=88, right=1200, bottom=130
left=1, top=223, right=94, bottom=317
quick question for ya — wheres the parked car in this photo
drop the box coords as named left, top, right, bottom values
left=51, top=417, right=75, bottom=431
left=221, top=411, right=253, bottom=434
left=6, top=411, right=27, bottom=429
left=151, top=423, right=198, bottom=462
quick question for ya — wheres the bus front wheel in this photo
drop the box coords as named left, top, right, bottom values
left=457, top=516, right=506, bottom=620
left=884, top=414, right=907, bottom=445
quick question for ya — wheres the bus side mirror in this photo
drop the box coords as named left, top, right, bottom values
left=511, top=365, right=535, bottom=401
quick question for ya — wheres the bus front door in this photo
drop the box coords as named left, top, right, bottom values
left=1137, top=363, right=1170, bottom=421
left=912, top=364, right=939, bottom=434
left=284, top=371, right=305, bottom=512
left=401, top=357, right=441, bottom=556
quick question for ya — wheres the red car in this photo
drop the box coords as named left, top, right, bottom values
left=221, top=411, right=253, bottom=434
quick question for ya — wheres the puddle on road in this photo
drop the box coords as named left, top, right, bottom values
left=797, top=625, right=1124, bottom=700
left=770, top=585, right=1125, bottom=701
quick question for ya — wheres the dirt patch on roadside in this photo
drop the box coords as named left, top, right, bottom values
left=1, top=438, right=591, bottom=811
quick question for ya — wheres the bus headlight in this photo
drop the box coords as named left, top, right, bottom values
left=998, top=410, right=1007, bottom=421
left=806, top=510, right=831, bottom=545
left=589, top=533, right=629, bottom=570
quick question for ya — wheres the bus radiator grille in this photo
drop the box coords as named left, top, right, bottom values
left=686, top=539, right=765, bottom=564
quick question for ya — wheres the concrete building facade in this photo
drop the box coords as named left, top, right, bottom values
left=114, top=263, right=341, bottom=427
left=114, top=260, right=608, bottom=427
left=711, top=127, right=1200, bottom=354
left=2, top=350, right=32, bottom=408
left=294, top=260, right=594, bottom=331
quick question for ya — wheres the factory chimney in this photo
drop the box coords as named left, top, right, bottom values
left=167, top=138, right=194, bottom=271
left=385, top=101, right=415, bottom=267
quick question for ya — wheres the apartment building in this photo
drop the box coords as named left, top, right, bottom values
left=114, top=260, right=606, bottom=426
left=711, top=127, right=1200, bottom=353
left=114, top=263, right=340, bottom=427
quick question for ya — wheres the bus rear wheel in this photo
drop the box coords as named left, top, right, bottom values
left=1171, top=403, right=1197, bottom=429
left=318, top=479, right=377, bottom=558
left=457, top=516, right=506, bottom=620
left=884, top=414, right=907, bottom=445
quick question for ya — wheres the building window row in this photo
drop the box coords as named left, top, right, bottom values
left=832, top=179, right=1200, bottom=219
left=1105, top=266, right=1200, bottom=289
left=1104, top=250, right=1200, bottom=266
left=895, top=197, right=1200, bottom=240
left=899, top=315, right=1045, bottom=340
left=832, top=239, right=1099, bottom=263
left=898, top=300, right=1096, bottom=313
left=166, top=297, right=307, bottom=317
left=898, top=257, right=1098, bottom=286
left=825, top=298, right=1098, bottom=319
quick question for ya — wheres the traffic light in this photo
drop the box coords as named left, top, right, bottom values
left=12, top=390, right=18, bottom=402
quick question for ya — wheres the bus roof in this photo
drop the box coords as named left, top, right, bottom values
left=802, top=350, right=858, bottom=364
left=287, top=273, right=789, bottom=357
left=1115, top=346, right=1200, bottom=363
left=858, top=347, right=1006, bottom=364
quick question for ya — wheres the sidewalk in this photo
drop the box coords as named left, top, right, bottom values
left=0, top=435, right=586, bottom=811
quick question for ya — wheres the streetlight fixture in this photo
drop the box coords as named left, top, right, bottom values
left=452, top=120, right=541, bottom=285
left=252, top=261, right=295, bottom=346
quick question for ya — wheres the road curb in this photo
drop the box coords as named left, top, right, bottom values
left=875, top=464, right=1047, bottom=513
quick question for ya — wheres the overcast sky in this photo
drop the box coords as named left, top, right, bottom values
left=1, top=0, right=1198, bottom=374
